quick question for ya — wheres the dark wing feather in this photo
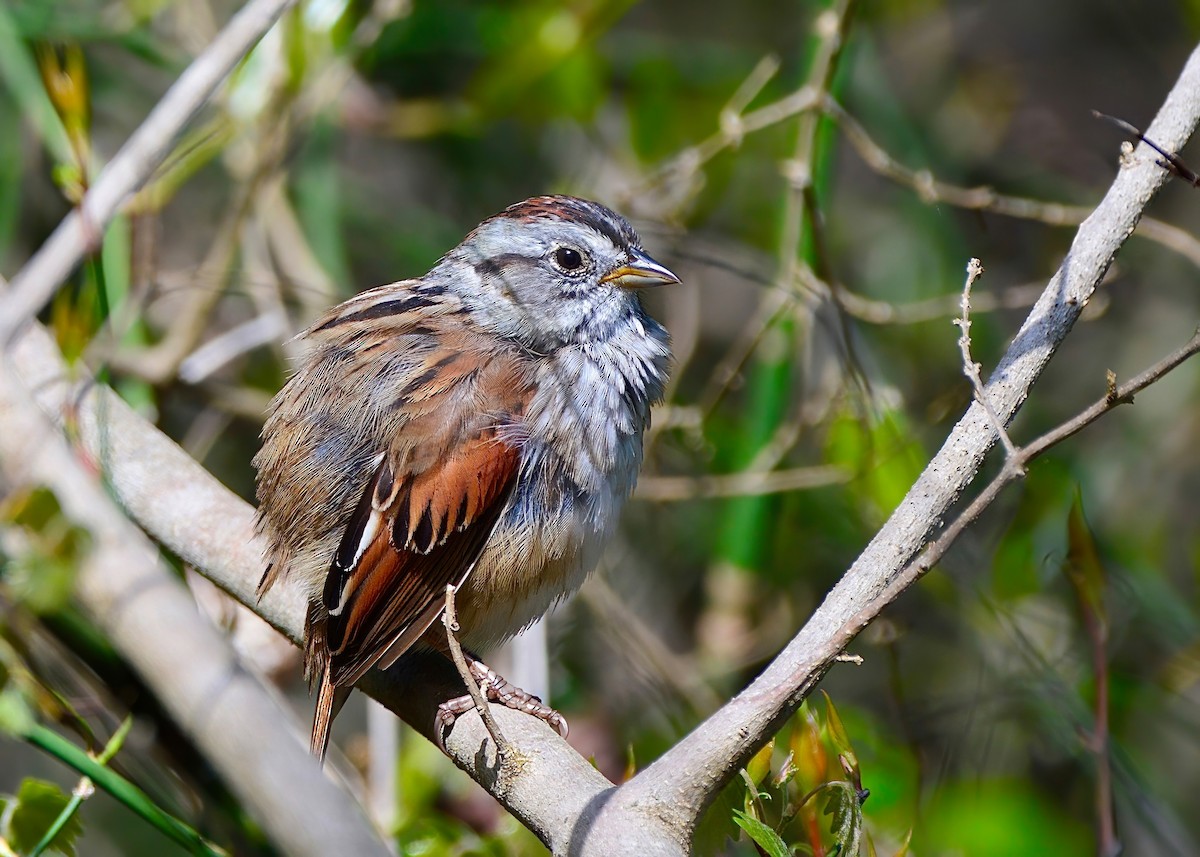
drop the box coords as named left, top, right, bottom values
left=321, top=432, right=520, bottom=688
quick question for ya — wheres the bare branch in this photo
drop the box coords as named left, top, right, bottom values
left=0, top=0, right=298, bottom=345
left=609, top=41, right=1200, bottom=838
left=0, top=312, right=389, bottom=857
left=954, top=258, right=1019, bottom=461
left=441, top=584, right=511, bottom=757
left=2, top=4, right=1199, bottom=854
left=851, top=325, right=1200, bottom=628
left=4, top=310, right=629, bottom=853
left=635, top=464, right=849, bottom=501
left=829, top=96, right=1200, bottom=271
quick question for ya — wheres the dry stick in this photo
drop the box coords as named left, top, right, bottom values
left=849, top=326, right=1200, bottom=630
left=0, top=0, right=298, bottom=344
left=954, top=258, right=1020, bottom=461
left=441, top=584, right=511, bottom=759
left=834, top=277, right=1104, bottom=326
left=104, top=180, right=256, bottom=383
left=639, top=86, right=820, bottom=192
left=635, top=464, right=849, bottom=501
left=828, top=97, right=1200, bottom=271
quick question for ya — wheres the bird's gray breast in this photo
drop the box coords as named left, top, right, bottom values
left=459, top=316, right=669, bottom=646
left=517, top=315, right=669, bottom=533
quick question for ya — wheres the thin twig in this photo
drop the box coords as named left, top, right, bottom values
left=833, top=276, right=1110, bottom=325
left=865, top=327, right=1200, bottom=620
left=1093, top=109, right=1200, bottom=185
left=621, top=48, right=1200, bottom=839
left=178, top=309, right=288, bottom=384
left=954, top=258, right=1019, bottom=461
left=0, top=0, right=298, bottom=344
left=442, top=584, right=510, bottom=758
left=635, top=464, right=849, bottom=501
left=829, top=97, right=1200, bottom=271
left=103, top=153, right=272, bottom=383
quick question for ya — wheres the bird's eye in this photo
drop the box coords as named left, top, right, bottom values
left=553, top=246, right=586, bottom=272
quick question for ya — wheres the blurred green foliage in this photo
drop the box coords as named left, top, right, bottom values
left=1, top=0, right=1200, bottom=855
left=3, top=778, right=84, bottom=857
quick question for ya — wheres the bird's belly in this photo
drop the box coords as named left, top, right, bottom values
left=452, top=488, right=609, bottom=652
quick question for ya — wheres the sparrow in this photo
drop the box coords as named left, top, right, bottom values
left=252, top=195, right=677, bottom=760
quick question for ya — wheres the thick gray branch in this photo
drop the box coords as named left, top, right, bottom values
left=0, top=323, right=389, bottom=857
left=1, top=2, right=1196, bottom=849
left=5, top=314, right=624, bottom=854
left=612, top=41, right=1200, bottom=836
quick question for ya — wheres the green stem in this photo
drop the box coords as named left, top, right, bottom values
left=28, top=718, right=132, bottom=857
left=27, top=789, right=86, bottom=857
left=87, top=254, right=111, bottom=389
left=22, top=723, right=227, bottom=856
left=715, top=0, right=856, bottom=573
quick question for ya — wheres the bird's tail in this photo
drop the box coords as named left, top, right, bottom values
left=311, top=672, right=351, bottom=763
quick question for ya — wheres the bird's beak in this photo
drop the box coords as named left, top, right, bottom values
left=601, top=249, right=681, bottom=289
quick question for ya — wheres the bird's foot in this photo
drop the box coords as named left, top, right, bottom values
left=435, top=656, right=568, bottom=751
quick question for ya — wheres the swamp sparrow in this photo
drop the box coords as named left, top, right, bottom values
left=253, top=196, right=677, bottom=759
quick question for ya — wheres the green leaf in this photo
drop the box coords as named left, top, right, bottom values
left=0, top=689, right=36, bottom=736
left=0, top=4, right=72, bottom=164
left=822, top=692, right=856, bottom=763
left=822, top=782, right=865, bottom=857
left=732, top=809, right=791, bottom=857
left=746, top=737, right=775, bottom=785
left=23, top=724, right=226, bottom=855
left=8, top=779, right=83, bottom=856
left=97, top=717, right=133, bottom=765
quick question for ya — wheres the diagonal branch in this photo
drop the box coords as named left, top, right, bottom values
left=3, top=308, right=616, bottom=854
left=604, top=39, right=1200, bottom=840
left=2, top=5, right=1199, bottom=854
left=0, top=311, right=390, bottom=857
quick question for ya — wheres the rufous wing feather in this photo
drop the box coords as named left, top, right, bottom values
left=307, top=428, right=520, bottom=755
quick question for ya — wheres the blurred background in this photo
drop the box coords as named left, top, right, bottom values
left=2, top=0, right=1200, bottom=854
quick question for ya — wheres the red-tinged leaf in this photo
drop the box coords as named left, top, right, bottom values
left=822, top=692, right=856, bottom=765
left=792, top=704, right=828, bottom=787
